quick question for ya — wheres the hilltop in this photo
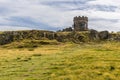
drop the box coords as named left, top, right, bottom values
left=0, top=16, right=119, bottom=46
left=0, top=30, right=119, bottom=46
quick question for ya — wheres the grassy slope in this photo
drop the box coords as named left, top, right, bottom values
left=0, top=41, right=120, bottom=80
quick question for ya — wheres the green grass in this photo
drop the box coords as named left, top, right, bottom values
left=0, top=41, right=120, bottom=80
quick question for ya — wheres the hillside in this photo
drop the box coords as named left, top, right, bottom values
left=0, top=41, right=120, bottom=80
left=0, top=30, right=119, bottom=80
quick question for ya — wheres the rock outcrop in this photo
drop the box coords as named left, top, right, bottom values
left=0, top=30, right=119, bottom=45
left=99, top=31, right=110, bottom=40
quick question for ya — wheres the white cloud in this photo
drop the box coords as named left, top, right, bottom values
left=0, top=26, right=32, bottom=31
left=87, top=0, right=120, bottom=6
left=0, top=0, right=119, bottom=31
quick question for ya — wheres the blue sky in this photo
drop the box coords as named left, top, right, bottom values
left=0, top=0, right=120, bottom=31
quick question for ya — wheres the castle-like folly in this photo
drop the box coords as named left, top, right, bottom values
left=73, top=16, right=88, bottom=31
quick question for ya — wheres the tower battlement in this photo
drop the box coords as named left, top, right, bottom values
left=73, top=16, right=88, bottom=31
left=74, top=16, right=88, bottom=21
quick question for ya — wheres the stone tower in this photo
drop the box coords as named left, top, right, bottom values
left=73, top=16, right=88, bottom=31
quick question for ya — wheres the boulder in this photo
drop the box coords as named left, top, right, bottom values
left=0, top=33, right=13, bottom=45
left=99, top=31, right=109, bottom=40
left=89, top=29, right=99, bottom=40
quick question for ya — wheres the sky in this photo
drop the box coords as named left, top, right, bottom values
left=0, top=0, right=120, bottom=32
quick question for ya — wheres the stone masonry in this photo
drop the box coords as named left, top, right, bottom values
left=73, top=16, right=88, bottom=31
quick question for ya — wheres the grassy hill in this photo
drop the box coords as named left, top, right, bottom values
left=0, top=30, right=119, bottom=80
left=0, top=41, right=120, bottom=80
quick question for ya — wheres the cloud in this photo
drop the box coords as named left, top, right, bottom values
left=87, top=0, right=120, bottom=6
left=0, top=26, right=32, bottom=31
left=0, top=0, right=119, bottom=32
